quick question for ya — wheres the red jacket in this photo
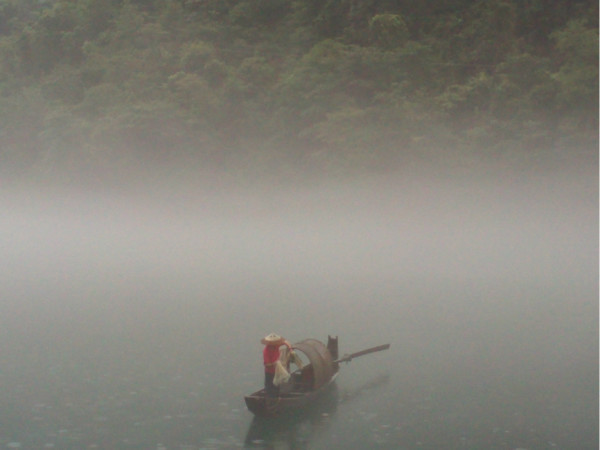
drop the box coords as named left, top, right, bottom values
left=263, top=345, right=280, bottom=374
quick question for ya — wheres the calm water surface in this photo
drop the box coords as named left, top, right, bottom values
left=0, top=169, right=596, bottom=449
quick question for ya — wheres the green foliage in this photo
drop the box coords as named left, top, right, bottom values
left=179, top=41, right=214, bottom=72
left=0, top=0, right=596, bottom=178
left=229, top=0, right=291, bottom=27
left=551, top=19, right=598, bottom=113
left=167, top=71, right=218, bottom=115
left=40, top=65, right=85, bottom=104
left=369, top=14, right=409, bottom=49
left=0, top=0, right=18, bottom=36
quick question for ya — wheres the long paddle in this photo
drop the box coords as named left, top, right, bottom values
left=334, top=343, right=390, bottom=364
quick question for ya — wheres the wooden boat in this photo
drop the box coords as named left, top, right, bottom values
left=244, top=336, right=390, bottom=417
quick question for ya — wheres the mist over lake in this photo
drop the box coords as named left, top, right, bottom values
left=0, top=164, right=596, bottom=449
left=0, top=0, right=596, bottom=447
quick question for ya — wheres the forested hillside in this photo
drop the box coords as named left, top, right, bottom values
left=0, top=0, right=597, bottom=180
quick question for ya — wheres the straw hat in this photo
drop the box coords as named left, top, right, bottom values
left=261, top=333, right=284, bottom=346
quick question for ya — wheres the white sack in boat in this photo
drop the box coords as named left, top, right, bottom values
left=280, top=347, right=303, bottom=369
left=273, top=360, right=290, bottom=386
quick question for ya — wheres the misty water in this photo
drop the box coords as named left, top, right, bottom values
left=0, top=165, right=597, bottom=449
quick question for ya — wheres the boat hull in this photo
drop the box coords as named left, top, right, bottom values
left=244, top=375, right=338, bottom=417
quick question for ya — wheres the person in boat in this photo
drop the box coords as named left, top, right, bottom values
left=261, top=333, right=292, bottom=397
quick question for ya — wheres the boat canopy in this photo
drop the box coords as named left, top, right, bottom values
left=292, top=338, right=336, bottom=390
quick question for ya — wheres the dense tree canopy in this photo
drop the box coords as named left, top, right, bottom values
left=0, top=0, right=597, bottom=180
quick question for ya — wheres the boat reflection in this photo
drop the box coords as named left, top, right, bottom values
left=244, top=375, right=389, bottom=449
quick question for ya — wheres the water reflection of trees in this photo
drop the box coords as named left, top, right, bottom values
left=244, top=375, right=389, bottom=449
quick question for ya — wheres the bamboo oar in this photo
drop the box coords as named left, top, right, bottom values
left=334, top=343, right=390, bottom=364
